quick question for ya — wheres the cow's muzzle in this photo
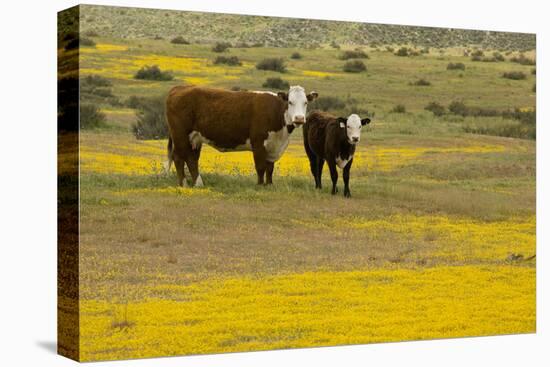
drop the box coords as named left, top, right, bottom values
left=293, top=116, right=305, bottom=125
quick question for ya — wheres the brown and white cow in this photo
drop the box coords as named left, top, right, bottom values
left=165, top=85, right=318, bottom=186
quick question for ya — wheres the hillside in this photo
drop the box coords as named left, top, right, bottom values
left=78, top=4, right=535, bottom=51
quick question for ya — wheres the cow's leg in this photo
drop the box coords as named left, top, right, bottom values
left=327, top=160, right=339, bottom=195
left=252, top=144, right=268, bottom=185
left=343, top=159, right=353, bottom=198
left=172, top=150, right=187, bottom=187
left=315, top=157, right=325, bottom=189
left=265, top=161, right=275, bottom=185
left=186, top=145, right=203, bottom=187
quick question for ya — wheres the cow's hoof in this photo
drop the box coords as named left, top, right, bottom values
left=344, top=191, right=351, bottom=198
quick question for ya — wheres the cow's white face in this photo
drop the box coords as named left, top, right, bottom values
left=338, top=114, right=371, bottom=144
left=278, top=86, right=318, bottom=125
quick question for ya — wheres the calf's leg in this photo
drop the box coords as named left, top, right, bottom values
left=343, top=159, right=353, bottom=198
left=315, top=158, right=325, bottom=189
left=265, top=161, right=275, bottom=185
left=327, top=160, right=339, bottom=195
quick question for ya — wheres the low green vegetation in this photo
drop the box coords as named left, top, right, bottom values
left=134, top=65, right=174, bottom=81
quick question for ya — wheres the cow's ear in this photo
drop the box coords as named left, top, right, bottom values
left=361, top=118, right=371, bottom=126
left=307, top=91, right=319, bottom=102
left=337, top=117, right=347, bottom=128
left=277, top=92, right=288, bottom=101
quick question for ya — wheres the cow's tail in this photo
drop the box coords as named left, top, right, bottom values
left=163, top=135, right=174, bottom=174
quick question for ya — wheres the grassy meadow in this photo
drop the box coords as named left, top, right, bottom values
left=62, top=21, right=536, bottom=361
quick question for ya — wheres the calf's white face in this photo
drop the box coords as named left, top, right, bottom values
left=278, top=86, right=318, bottom=125
left=338, top=114, right=371, bottom=144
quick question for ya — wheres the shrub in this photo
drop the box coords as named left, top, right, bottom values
left=80, top=37, right=95, bottom=47
left=502, top=71, right=527, bottom=80
left=134, top=65, right=174, bottom=81
left=386, top=46, right=394, bottom=53
left=213, top=56, right=242, bottom=66
left=212, top=42, right=231, bottom=53
left=425, top=102, right=446, bottom=116
left=395, top=47, right=408, bottom=56
left=83, top=74, right=111, bottom=87
left=343, top=60, right=367, bottom=73
left=262, top=77, right=289, bottom=90
left=510, top=54, right=535, bottom=65
left=340, top=50, right=368, bottom=60
left=311, top=96, right=346, bottom=111
left=171, top=36, right=189, bottom=45
left=471, top=55, right=482, bottom=62
left=447, top=62, right=466, bottom=70
left=448, top=101, right=500, bottom=117
left=80, top=103, right=106, bottom=129
left=493, top=52, right=505, bottom=61
left=448, top=101, right=469, bottom=116
left=471, top=50, right=484, bottom=57
left=391, top=104, right=406, bottom=113
left=290, top=52, right=302, bottom=59
left=131, top=96, right=168, bottom=139
left=256, top=58, right=287, bottom=72
left=330, top=41, right=341, bottom=49
left=410, top=78, right=431, bottom=86
left=126, top=95, right=147, bottom=109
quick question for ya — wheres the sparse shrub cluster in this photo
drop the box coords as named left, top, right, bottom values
left=424, top=102, right=446, bottom=116
left=343, top=60, right=367, bottom=73
left=170, top=36, right=190, bottom=45
left=410, top=78, right=431, bottom=86
left=311, top=96, right=346, bottom=111
left=134, top=65, right=174, bottom=81
left=290, top=52, right=302, bottom=59
left=80, top=104, right=106, bottom=129
left=340, top=50, right=369, bottom=60
left=447, top=62, right=466, bottom=70
left=330, top=41, right=340, bottom=49
left=502, top=71, right=527, bottom=80
left=262, top=77, right=289, bottom=90
left=256, top=58, right=287, bottom=72
left=80, top=74, right=119, bottom=105
left=80, top=37, right=96, bottom=47
left=131, top=96, right=168, bottom=140
left=391, top=104, right=406, bottom=113
left=395, top=47, right=409, bottom=56
left=510, top=54, right=535, bottom=65
left=212, top=42, right=231, bottom=53
left=394, top=47, right=420, bottom=57
left=213, top=56, right=242, bottom=66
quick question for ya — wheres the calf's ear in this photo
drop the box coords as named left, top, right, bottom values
left=307, top=91, right=319, bottom=102
left=361, top=118, right=371, bottom=126
left=277, top=92, right=288, bottom=101
left=336, top=117, right=347, bottom=128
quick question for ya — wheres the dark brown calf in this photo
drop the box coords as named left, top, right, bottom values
left=165, top=85, right=317, bottom=186
left=303, top=111, right=371, bottom=197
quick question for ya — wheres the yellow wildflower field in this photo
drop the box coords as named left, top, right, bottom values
left=79, top=132, right=511, bottom=176
left=79, top=265, right=535, bottom=361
